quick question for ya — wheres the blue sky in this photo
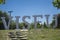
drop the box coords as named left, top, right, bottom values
left=0, top=0, right=60, bottom=23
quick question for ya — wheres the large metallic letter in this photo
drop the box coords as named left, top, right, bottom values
left=45, top=15, right=50, bottom=28
left=22, top=16, right=30, bottom=29
left=33, top=15, right=43, bottom=29
left=15, top=16, right=20, bottom=29
left=1, top=16, right=12, bottom=30
left=53, top=15, right=57, bottom=28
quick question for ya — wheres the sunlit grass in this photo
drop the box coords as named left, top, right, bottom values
left=28, top=29, right=60, bottom=40
left=0, top=29, right=60, bottom=40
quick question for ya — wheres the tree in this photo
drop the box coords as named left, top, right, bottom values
left=30, top=22, right=41, bottom=29
left=30, top=23, right=34, bottom=29
left=9, top=20, right=16, bottom=29
left=0, top=0, right=5, bottom=4
left=50, top=20, right=55, bottom=28
left=37, top=22, right=41, bottom=28
left=19, top=22, right=24, bottom=29
left=19, top=22, right=28, bottom=29
left=44, top=22, right=48, bottom=28
left=52, top=0, right=60, bottom=9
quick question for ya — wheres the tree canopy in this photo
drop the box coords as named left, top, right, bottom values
left=52, top=0, right=60, bottom=9
left=0, top=0, right=5, bottom=4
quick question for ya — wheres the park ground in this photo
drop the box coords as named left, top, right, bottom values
left=0, top=29, right=60, bottom=40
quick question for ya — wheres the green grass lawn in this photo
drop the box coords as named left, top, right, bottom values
left=0, top=29, right=60, bottom=40
left=28, top=29, right=60, bottom=40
